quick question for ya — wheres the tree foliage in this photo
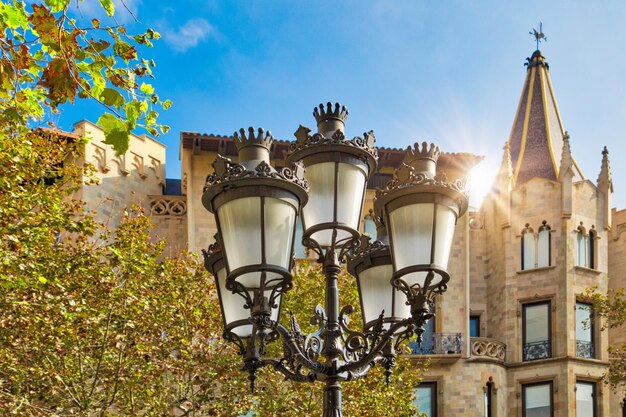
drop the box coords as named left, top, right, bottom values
left=0, top=2, right=425, bottom=415
left=585, top=288, right=626, bottom=392
left=0, top=131, right=423, bottom=415
left=0, top=0, right=170, bottom=153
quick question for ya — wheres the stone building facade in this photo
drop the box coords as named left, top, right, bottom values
left=71, top=49, right=625, bottom=416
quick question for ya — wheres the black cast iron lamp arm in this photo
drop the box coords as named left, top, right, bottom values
left=202, top=102, right=473, bottom=417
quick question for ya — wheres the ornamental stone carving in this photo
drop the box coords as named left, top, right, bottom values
left=470, top=337, right=506, bottom=362
left=150, top=196, right=187, bottom=216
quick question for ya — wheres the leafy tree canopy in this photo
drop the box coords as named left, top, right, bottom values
left=0, top=0, right=170, bottom=154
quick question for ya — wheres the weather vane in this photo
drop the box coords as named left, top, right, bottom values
left=530, top=22, right=547, bottom=50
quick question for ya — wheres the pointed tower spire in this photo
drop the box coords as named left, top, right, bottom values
left=597, top=146, right=613, bottom=229
left=495, top=141, right=513, bottom=189
left=559, top=132, right=574, bottom=218
left=598, top=146, right=613, bottom=192
left=507, top=50, right=584, bottom=187
left=558, top=131, right=574, bottom=181
left=494, top=142, right=513, bottom=227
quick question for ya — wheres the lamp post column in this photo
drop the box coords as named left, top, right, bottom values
left=321, top=248, right=343, bottom=417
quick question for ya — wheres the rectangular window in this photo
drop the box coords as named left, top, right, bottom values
left=576, top=302, right=595, bottom=359
left=414, top=382, right=437, bottom=417
left=576, top=381, right=596, bottom=417
left=522, top=382, right=553, bottom=417
left=470, top=315, right=480, bottom=338
left=523, top=301, right=551, bottom=361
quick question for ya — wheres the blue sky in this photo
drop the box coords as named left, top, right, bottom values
left=58, top=0, right=626, bottom=209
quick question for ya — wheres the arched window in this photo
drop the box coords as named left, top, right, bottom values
left=484, top=378, right=494, bottom=417
left=576, top=226, right=586, bottom=267
left=363, top=209, right=377, bottom=239
left=587, top=228, right=596, bottom=269
left=575, top=223, right=597, bottom=270
left=521, top=224, right=535, bottom=270
left=537, top=222, right=551, bottom=268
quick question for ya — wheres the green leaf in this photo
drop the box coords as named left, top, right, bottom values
left=98, top=0, right=115, bottom=16
left=0, top=3, right=29, bottom=29
left=162, top=99, right=172, bottom=110
left=100, top=88, right=125, bottom=108
left=124, top=100, right=141, bottom=128
left=140, top=83, right=154, bottom=95
left=97, top=113, right=130, bottom=154
left=44, top=0, right=69, bottom=13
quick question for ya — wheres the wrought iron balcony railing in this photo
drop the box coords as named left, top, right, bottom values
left=576, top=340, right=595, bottom=359
left=523, top=340, right=551, bottom=361
left=408, top=332, right=462, bottom=355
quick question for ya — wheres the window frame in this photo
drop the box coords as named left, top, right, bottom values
left=521, top=224, right=535, bottom=270
left=522, top=300, right=552, bottom=361
left=537, top=222, right=551, bottom=268
left=575, top=380, right=597, bottom=417
left=575, top=224, right=597, bottom=270
left=522, top=381, right=554, bottom=417
left=575, top=301, right=595, bottom=359
left=470, top=314, right=480, bottom=338
left=414, top=381, right=438, bottom=417
left=484, top=379, right=494, bottom=417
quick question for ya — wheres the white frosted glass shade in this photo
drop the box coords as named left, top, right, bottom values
left=218, top=196, right=296, bottom=288
left=433, top=205, right=457, bottom=267
left=216, top=267, right=282, bottom=339
left=358, top=264, right=410, bottom=328
left=216, top=266, right=252, bottom=338
left=264, top=198, right=296, bottom=268
left=388, top=203, right=441, bottom=287
left=302, top=161, right=367, bottom=246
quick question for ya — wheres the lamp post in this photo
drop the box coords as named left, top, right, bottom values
left=202, top=103, right=470, bottom=417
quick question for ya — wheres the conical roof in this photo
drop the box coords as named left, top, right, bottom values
left=507, top=50, right=583, bottom=186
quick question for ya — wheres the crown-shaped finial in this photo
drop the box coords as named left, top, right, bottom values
left=233, top=127, right=273, bottom=151
left=313, top=102, right=349, bottom=123
left=403, top=141, right=441, bottom=165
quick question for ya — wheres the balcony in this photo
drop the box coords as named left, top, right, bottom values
left=408, top=332, right=462, bottom=357
left=576, top=340, right=595, bottom=359
left=470, top=337, right=506, bottom=363
left=149, top=195, right=187, bottom=217
left=523, top=340, right=551, bottom=361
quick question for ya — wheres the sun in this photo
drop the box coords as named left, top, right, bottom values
left=468, top=159, right=500, bottom=209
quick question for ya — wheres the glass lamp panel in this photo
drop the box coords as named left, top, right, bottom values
left=335, top=162, right=367, bottom=231
left=219, top=197, right=262, bottom=287
left=433, top=205, right=457, bottom=268
left=264, top=198, right=296, bottom=271
left=358, top=264, right=393, bottom=325
left=525, top=303, right=549, bottom=343
left=216, top=267, right=252, bottom=338
left=301, top=162, right=336, bottom=246
left=537, top=228, right=550, bottom=267
left=391, top=286, right=411, bottom=320
left=523, top=232, right=535, bottom=270
left=389, top=203, right=435, bottom=287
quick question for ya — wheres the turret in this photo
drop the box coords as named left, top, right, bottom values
left=597, top=146, right=613, bottom=229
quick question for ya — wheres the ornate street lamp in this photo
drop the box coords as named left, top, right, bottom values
left=202, top=103, right=470, bottom=417
left=374, top=143, right=469, bottom=338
